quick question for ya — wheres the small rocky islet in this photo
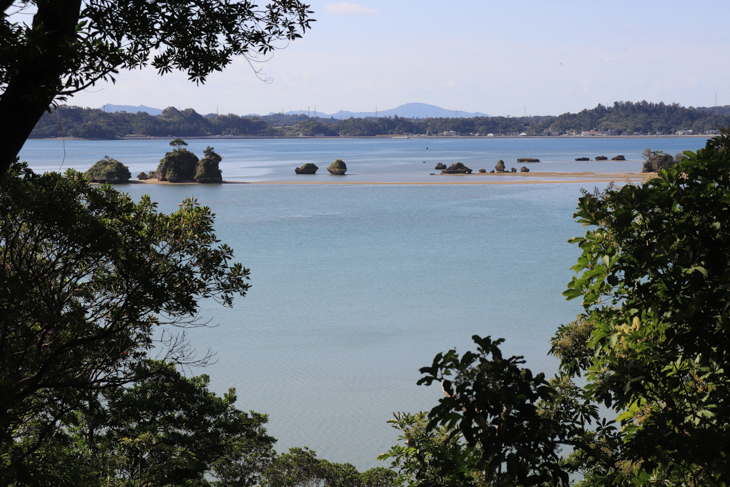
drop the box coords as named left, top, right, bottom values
left=575, top=155, right=626, bottom=161
left=327, top=159, right=347, bottom=175
left=441, top=162, right=473, bottom=174
left=433, top=158, right=537, bottom=175
left=294, top=159, right=347, bottom=175
left=84, top=156, right=132, bottom=183
left=295, top=163, right=319, bottom=174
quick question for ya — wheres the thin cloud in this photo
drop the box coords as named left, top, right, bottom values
left=324, top=2, right=379, bottom=16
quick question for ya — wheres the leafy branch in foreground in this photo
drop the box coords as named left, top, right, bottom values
left=557, top=126, right=730, bottom=485
left=0, top=161, right=250, bottom=473
left=382, top=336, right=601, bottom=487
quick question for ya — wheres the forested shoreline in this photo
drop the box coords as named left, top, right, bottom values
left=30, top=101, right=730, bottom=140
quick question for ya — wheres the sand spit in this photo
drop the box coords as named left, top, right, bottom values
left=128, top=172, right=653, bottom=186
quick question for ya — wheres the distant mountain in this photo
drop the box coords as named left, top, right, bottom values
left=274, top=103, right=490, bottom=119
left=100, top=104, right=162, bottom=116
left=97, top=102, right=487, bottom=119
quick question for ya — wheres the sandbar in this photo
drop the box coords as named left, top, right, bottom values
left=129, top=171, right=654, bottom=185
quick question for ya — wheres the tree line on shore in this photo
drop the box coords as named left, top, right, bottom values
left=30, top=101, right=730, bottom=139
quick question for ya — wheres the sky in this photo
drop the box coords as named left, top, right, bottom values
left=44, top=1, right=730, bottom=116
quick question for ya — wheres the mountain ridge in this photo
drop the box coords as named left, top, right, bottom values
left=275, top=103, right=490, bottom=119
left=100, top=102, right=489, bottom=119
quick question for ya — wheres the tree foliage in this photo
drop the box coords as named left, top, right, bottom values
left=378, top=411, right=484, bottom=487
left=415, top=336, right=583, bottom=487
left=4, top=360, right=275, bottom=487
left=557, top=127, right=730, bottom=484
left=0, top=161, right=250, bottom=472
left=264, top=446, right=396, bottom=487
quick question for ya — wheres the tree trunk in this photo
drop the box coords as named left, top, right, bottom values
left=0, top=0, right=81, bottom=176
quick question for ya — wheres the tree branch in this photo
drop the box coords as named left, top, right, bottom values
left=0, top=0, right=15, bottom=14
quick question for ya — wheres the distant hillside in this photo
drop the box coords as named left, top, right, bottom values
left=29, top=101, right=730, bottom=139
left=101, top=104, right=163, bottom=116
left=279, top=102, right=490, bottom=119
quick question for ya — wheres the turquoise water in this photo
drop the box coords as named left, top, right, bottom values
left=20, top=136, right=708, bottom=182
left=16, top=138, right=709, bottom=469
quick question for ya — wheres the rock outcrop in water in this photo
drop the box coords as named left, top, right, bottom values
left=84, top=156, right=131, bottom=183
left=495, top=159, right=506, bottom=172
left=520, top=166, right=530, bottom=172
left=137, top=172, right=149, bottom=180
left=157, top=148, right=199, bottom=182
left=575, top=157, right=590, bottom=161
left=612, top=155, right=626, bottom=160
left=295, top=163, right=319, bottom=174
left=479, top=168, right=486, bottom=173
left=328, top=159, right=347, bottom=175
left=510, top=167, right=517, bottom=173
left=517, top=157, right=540, bottom=163
left=435, top=163, right=447, bottom=170
left=441, top=162, right=472, bottom=174
left=195, top=147, right=223, bottom=183
left=595, top=156, right=608, bottom=161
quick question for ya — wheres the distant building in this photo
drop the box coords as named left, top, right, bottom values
left=443, top=131, right=458, bottom=136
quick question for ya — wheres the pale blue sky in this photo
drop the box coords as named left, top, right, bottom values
left=68, top=0, right=730, bottom=116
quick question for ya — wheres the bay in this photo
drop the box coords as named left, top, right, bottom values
left=16, top=137, right=709, bottom=469
left=20, top=136, right=707, bottom=182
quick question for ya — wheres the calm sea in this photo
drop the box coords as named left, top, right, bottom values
left=20, top=136, right=707, bottom=182
left=18, top=137, right=709, bottom=469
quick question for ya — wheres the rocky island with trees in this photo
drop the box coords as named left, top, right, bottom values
left=84, top=156, right=132, bottom=183
left=151, top=139, right=224, bottom=183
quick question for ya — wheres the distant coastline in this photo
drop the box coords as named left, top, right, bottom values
left=30, top=102, right=729, bottom=140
